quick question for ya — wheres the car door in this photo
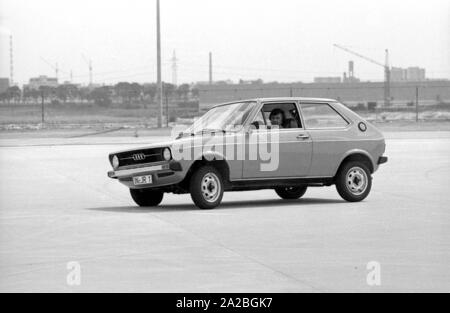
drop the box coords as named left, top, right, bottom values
left=299, top=102, right=352, bottom=177
left=242, top=101, right=312, bottom=179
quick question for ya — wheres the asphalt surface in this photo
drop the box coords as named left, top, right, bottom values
left=0, top=132, right=449, bottom=292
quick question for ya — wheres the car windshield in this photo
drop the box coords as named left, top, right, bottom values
left=184, top=101, right=257, bottom=135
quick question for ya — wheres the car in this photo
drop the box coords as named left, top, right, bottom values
left=108, top=98, right=388, bottom=210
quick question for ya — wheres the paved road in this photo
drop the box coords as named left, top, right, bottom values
left=0, top=132, right=449, bottom=292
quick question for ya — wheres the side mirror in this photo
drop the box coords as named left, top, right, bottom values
left=251, top=121, right=260, bottom=130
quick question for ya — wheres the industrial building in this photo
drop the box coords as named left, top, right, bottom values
left=391, top=67, right=426, bottom=82
left=314, top=77, right=342, bottom=84
left=200, top=45, right=439, bottom=110
left=0, top=78, right=10, bottom=94
left=25, top=76, right=58, bottom=90
left=198, top=80, right=450, bottom=110
left=314, top=61, right=360, bottom=84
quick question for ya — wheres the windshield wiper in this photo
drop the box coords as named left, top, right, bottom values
left=177, top=129, right=227, bottom=139
left=176, top=132, right=194, bottom=139
left=195, top=129, right=227, bottom=135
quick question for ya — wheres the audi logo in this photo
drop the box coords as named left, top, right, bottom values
left=132, top=153, right=146, bottom=161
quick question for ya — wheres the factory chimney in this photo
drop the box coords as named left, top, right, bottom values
left=349, top=61, right=354, bottom=80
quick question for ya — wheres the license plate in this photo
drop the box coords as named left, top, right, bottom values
left=133, top=175, right=153, bottom=186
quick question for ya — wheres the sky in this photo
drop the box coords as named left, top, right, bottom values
left=0, top=0, right=449, bottom=86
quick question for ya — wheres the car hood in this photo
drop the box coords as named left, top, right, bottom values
left=109, top=134, right=223, bottom=156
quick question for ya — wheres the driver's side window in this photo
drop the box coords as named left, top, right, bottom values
left=261, top=103, right=303, bottom=129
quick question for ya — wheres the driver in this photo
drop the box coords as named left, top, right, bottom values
left=269, top=109, right=286, bottom=128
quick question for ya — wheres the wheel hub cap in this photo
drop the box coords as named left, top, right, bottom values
left=201, top=173, right=221, bottom=203
left=346, top=167, right=368, bottom=196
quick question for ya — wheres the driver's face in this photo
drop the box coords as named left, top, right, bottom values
left=270, top=113, right=283, bottom=126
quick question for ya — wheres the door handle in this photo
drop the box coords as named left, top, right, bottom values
left=296, top=134, right=310, bottom=140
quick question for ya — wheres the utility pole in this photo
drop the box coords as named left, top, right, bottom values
left=416, top=86, right=419, bottom=123
left=166, top=93, right=169, bottom=128
left=82, top=55, right=93, bottom=86
left=171, top=50, right=178, bottom=86
left=209, top=52, right=213, bottom=85
left=384, top=49, right=391, bottom=107
left=89, top=61, right=92, bottom=85
left=156, top=0, right=163, bottom=128
left=55, top=62, right=59, bottom=82
left=41, top=88, right=45, bottom=124
left=9, top=35, right=14, bottom=85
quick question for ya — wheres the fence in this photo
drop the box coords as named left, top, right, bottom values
left=198, top=83, right=450, bottom=123
left=0, top=99, right=199, bottom=130
left=1, top=83, right=449, bottom=130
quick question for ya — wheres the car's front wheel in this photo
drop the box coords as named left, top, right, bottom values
left=275, top=186, right=308, bottom=200
left=190, top=166, right=224, bottom=210
left=335, top=161, right=372, bottom=202
left=130, top=189, right=164, bottom=207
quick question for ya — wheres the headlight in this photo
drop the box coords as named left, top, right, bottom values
left=112, top=155, right=119, bottom=170
left=163, top=148, right=172, bottom=161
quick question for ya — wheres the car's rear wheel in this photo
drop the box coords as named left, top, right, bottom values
left=335, top=161, right=372, bottom=202
left=130, top=189, right=164, bottom=207
left=190, top=166, right=224, bottom=210
left=275, top=186, right=308, bottom=200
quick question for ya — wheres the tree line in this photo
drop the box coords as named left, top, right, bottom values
left=0, top=82, right=200, bottom=107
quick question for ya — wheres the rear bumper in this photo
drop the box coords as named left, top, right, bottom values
left=378, top=156, right=388, bottom=165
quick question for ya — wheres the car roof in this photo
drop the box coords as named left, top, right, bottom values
left=256, top=97, right=337, bottom=103
left=213, top=97, right=338, bottom=108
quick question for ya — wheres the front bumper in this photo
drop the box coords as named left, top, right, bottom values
left=108, top=164, right=169, bottom=179
left=108, top=161, right=184, bottom=189
left=378, top=156, right=388, bottom=165
left=108, top=161, right=183, bottom=179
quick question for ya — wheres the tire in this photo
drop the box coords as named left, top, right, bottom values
left=275, top=186, right=308, bottom=200
left=335, top=161, right=372, bottom=202
left=130, top=189, right=164, bottom=207
left=190, top=166, right=224, bottom=210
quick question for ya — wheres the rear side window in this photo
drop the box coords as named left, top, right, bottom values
left=300, top=103, right=349, bottom=129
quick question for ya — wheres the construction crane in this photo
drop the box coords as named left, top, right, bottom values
left=334, top=44, right=391, bottom=107
left=82, top=54, right=93, bottom=86
left=40, top=57, right=60, bottom=82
